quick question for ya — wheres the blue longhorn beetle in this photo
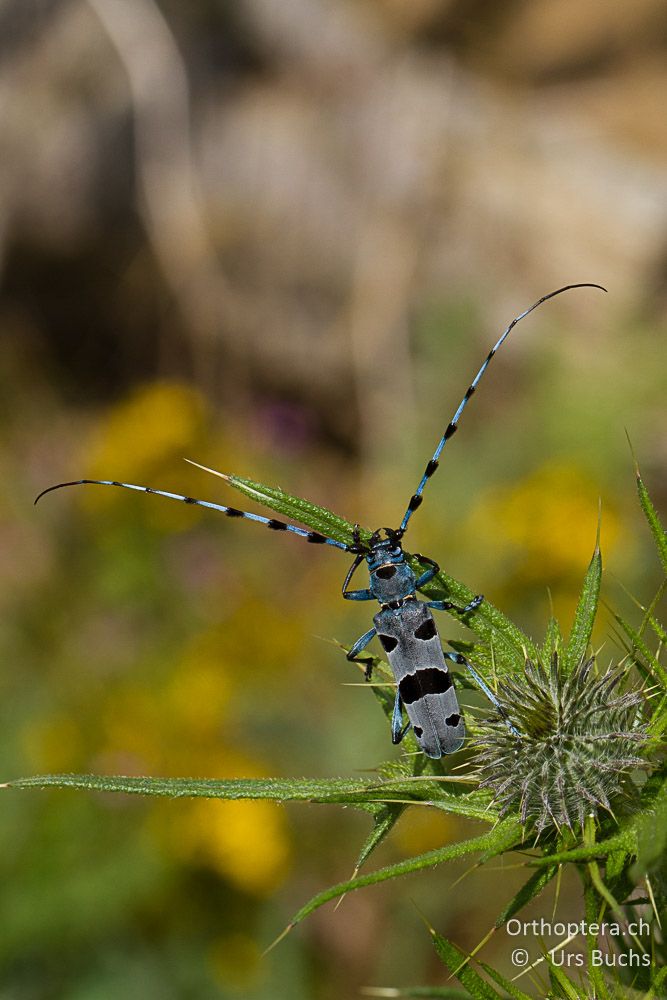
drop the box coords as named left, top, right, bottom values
left=36, top=283, right=604, bottom=758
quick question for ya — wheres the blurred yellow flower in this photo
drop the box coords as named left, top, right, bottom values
left=87, top=381, right=206, bottom=476
left=182, top=798, right=291, bottom=895
left=166, top=629, right=233, bottom=734
left=80, top=381, right=208, bottom=531
left=393, top=807, right=460, bottom=857
left=160, top=751, right=292, bottom=895
left=98, top=673, right=291, bottom=894
left=468, top=461, right=622, bottom=583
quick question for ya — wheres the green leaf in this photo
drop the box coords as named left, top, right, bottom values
left=1, top=773, right=387, bottom=803
left=354, top=756, right=426, bottom=870
left=286, top=817, right=523, bottom=928
left=3, top=772, right=500, bottom=823
left=645, top=611, right=667, bottom=646
left=632, top=769, right=667, bottom=877
left=478, top=964, right=533, bottom=1000
left=533, top=830, right=634, bottom=869
left=494, top=867, right=558, bottom=928
left=541, top=617, right=563, bottom=662
left=546, top=959, right=582, bottom=1000
left=355, top=804, right=405, bottom=871
left=213, top=471, right=362, bottom=547
left=430, top=932, right=505, bottom=1000
left=635, top=464, right=667, bottom=575
left=647, top=966, right=667, bottom=1000
left=605, top=848, right=629, bottom=882
left=611, top=609, right=667, bottom=692
left=563, top=542, right=601, bottom=675
left=582, top=869, right=612, bottom=1000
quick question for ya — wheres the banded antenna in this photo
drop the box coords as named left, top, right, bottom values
left=397, top=282, right=607, bottom=535
left=35, top=478, right=352, bottom=551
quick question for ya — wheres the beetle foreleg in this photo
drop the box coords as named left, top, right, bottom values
left=413, top=553, right=440, bottom=589
left=342, top=553, right=373, bottom=601
left=346, top=626, right=378, bottom=680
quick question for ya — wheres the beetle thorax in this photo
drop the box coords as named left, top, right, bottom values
left=367, top=539, right=416, bottom=604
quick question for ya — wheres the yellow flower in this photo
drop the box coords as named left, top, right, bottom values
left=393, top=808, right=460, bottom=857
left=182, top=798, right=291, bottom=895
left=468, top=461, right=622, bottom=583
left=80, top=381, right=207, bottom=531
left=158, top=752, right=292, bottom=895
left=165, top=630, right=233, bottom=735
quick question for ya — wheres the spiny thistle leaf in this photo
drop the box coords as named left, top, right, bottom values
left=429, top=931, right=506, bottom=1000
left=494, top=866, right=558, bottom=927
left=478, top=964, right=534, bottom=1000
left=563, top=542, right=601, bottom=676
left=285, top=817, right=523, bottom=928
left=632, top=766, right=667, bottom=877
left=353, top=754, right=430, bottom=870
left=474, top=654, right=648, bottom=835
left=212, top=470, right=364, bottom=547
left=611, top=608, right=667, bottom=694
left=547, top=959, right=587, bottom=1000
left=3, top=772, right=499, bottom=822
left=647, top=967, right=667, bottom=999
left=542, top=616, right=564, bottom=663
left=634, top=461, right=667, bottom=575
left=355, top=804, right=405, bottom=871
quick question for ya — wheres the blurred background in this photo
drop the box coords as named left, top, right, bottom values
left=1, top=1, right=666, bottom=997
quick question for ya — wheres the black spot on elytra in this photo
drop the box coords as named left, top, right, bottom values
left=379, top=634, right=398, bottom=653
left=445, top=713, right=461, bottom=727
left=414, top=618, right=437, bottom=641
left=267, top=519, right=287, bottom=530
left=413, top=726, right=423, bottom=738
left=399, top=668, right=452, bottom=704
left=225, top=507, right=243, bottom=517
left=375, top=564, right=396, bottom=580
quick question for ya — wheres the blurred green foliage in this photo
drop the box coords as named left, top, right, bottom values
left=0, top=1, right=665, bottom=996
